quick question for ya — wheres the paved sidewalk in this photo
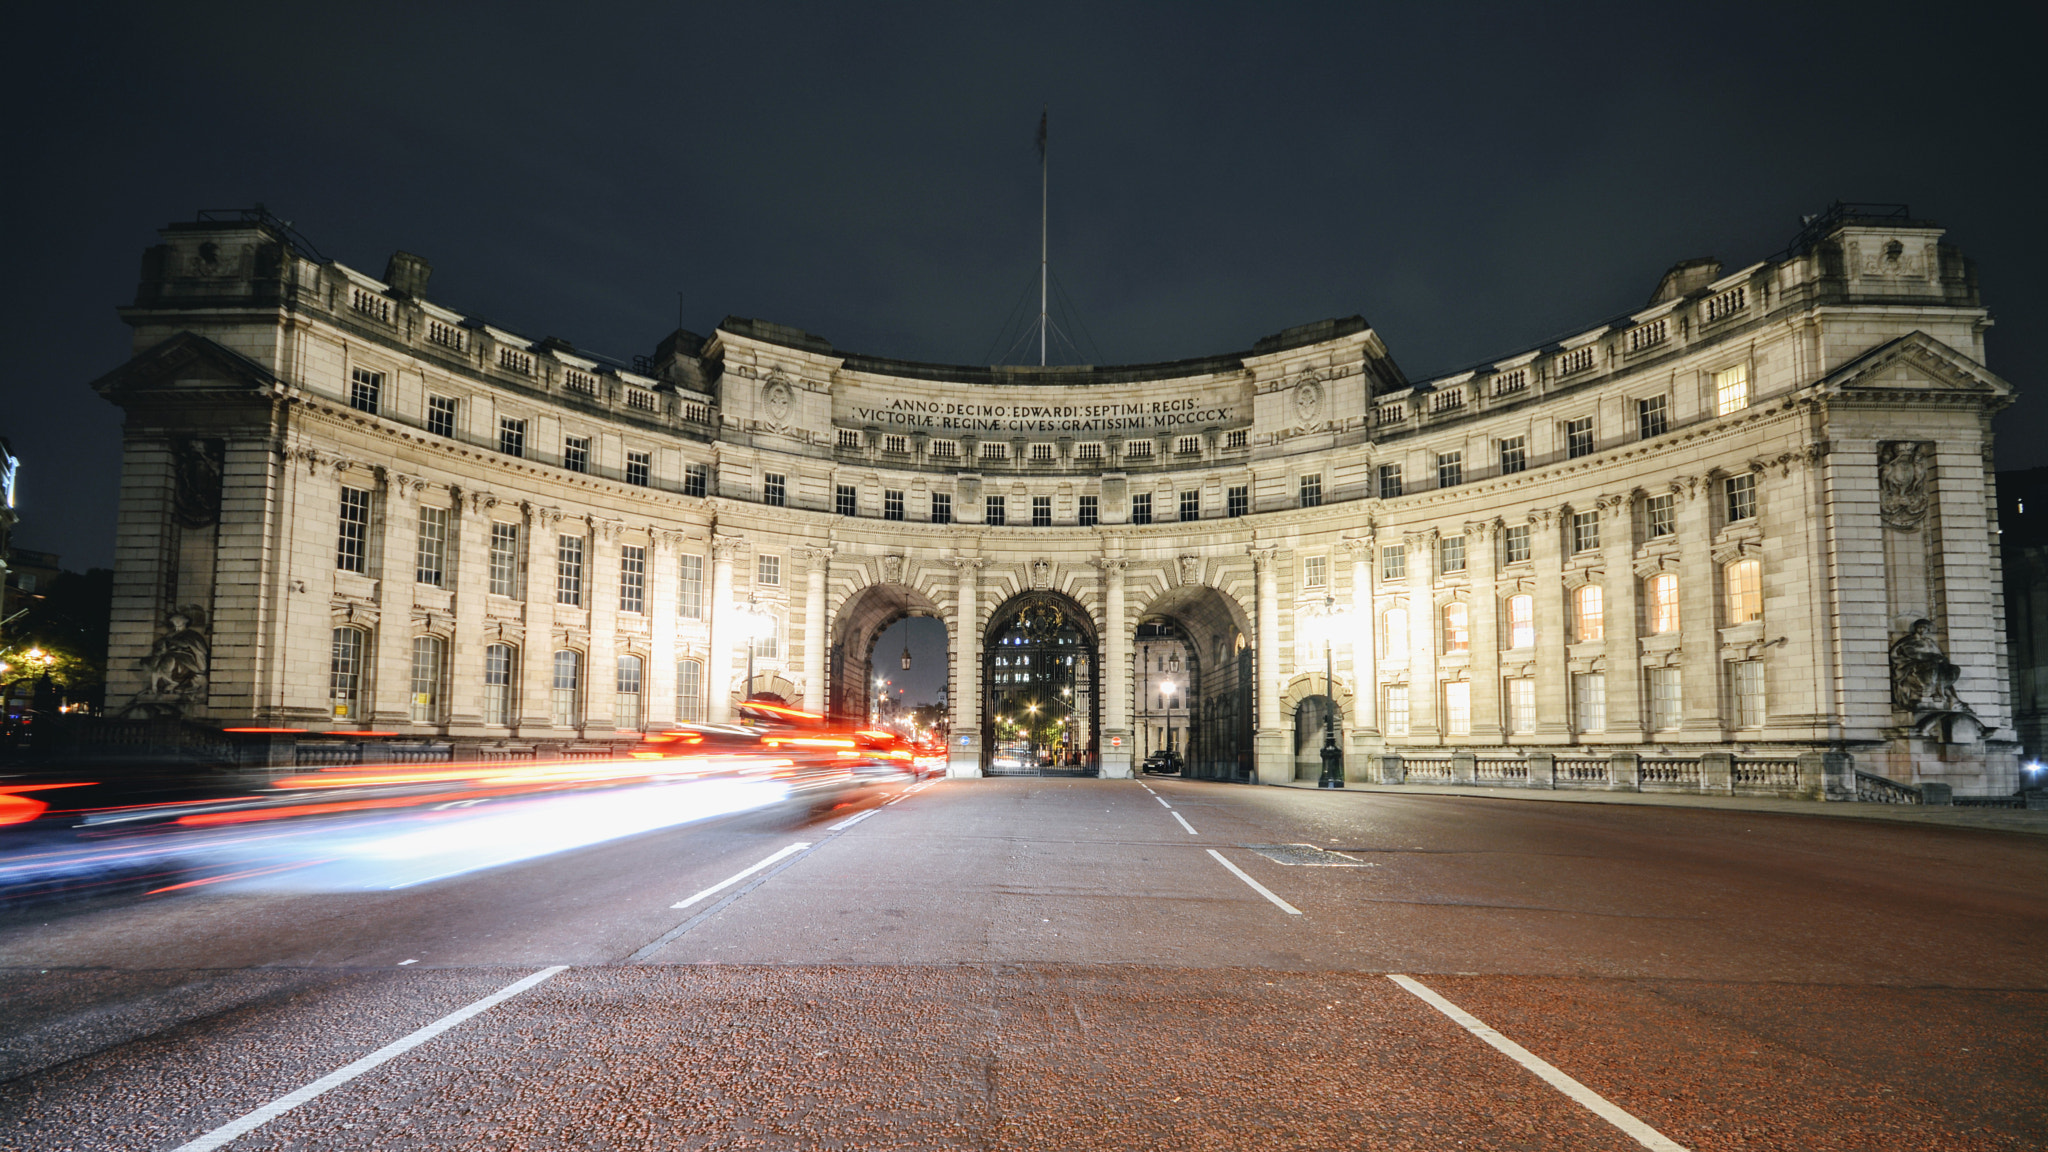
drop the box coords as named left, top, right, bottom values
left=1228, top=776, right=2048, bottom=836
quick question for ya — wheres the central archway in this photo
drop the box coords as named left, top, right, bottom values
left=982, top=589, right=1099, bottom=776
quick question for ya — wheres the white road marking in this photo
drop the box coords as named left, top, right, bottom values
left=670, top=842, right=813, bottom=909
left=1154, top=795, right=1172, bottom=808
left=1206, top=849, right=1302, bottom=915
left=827, top=808, right=878, bottom=831
left=1171, top=811, right=1198, bottom=835
left=170, top=965, right=567, bottom=1152
left=397, top=959, right=417, bottom=966
left=1388, top=974, right=1692, bottom=1152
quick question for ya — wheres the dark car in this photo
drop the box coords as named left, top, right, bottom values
left=1143, top=750, right=1182, bottom=774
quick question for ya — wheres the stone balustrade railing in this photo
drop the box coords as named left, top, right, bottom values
left=1370, top=750, right=1859, bottom=801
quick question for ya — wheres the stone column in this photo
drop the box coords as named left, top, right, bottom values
left=1099, top=555, right=1132, bottom=778
left=520, top=503, right=558, bottom=732
left=649, top=530, right=679, bottom=727
left=1344, top=536, right=1378, bottom=736
left=584, top=519, right=618, bottom=736
left=707, top=536, right=740, bottom=723
left=1252, top=545, right=1287, bottom=783
left=370, top=469, right=411, bottom=726
left=1674, top=478, right=1719, bottom=739
left=799, top=544, right=832, bottom=714
left=1600, top=494, right=1643, bottom=743
left=1467, top=519, right=1505, bottom=743
left=947, top=556, right=985, bottom=777
left=1407, top=530, right=1441, bottom=742
left=1532, top=509, right=1570, bottom=741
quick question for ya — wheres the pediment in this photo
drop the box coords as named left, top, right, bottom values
left=1819, top=331, right=2011, bottom=402
left=90, top=332, right=279, bottom=401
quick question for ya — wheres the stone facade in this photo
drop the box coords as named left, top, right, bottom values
left=90, top=207, right=2020, bottom=794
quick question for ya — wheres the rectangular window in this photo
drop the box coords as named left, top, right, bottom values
left=1725, top=473, right=1756, bottom=522
left=1571, top=510, right=1600, bottom=554
left=1444, top=681, right=1472, bottom=736
left=1227, top=486, right=1248, bottom=518
left=551, top=650, right=582, bottom=727
left=498, top=417, right=526, bottom=458
left=757, top=554, right=781, bottom=586
left=1715, top=364, right=1750, bottom=415
left=1649, top=667, right=1682, bottom=731
left=349, top=367, right=382, bottom=415
left=931, top=492, right=952, bottom=523
left=1299, top=474, right=1323, bottom=508
left=489, top=522, right=520, bottom=597
left=427, top=394, right=457, bottom=438
left=483, top=644, right=513, bottom=726
left=1726, top=559, right=1763, bottom=624
left=751, top=613, right=780, bottom=659
left=1438, top=453, right=1463, bottom=489
left=1033, top=495, right=1052, bottom=527
left=626, top=451, right=651, bottom=487
left=1565, top=416, right=1594, bottom=459
left=1303, top=556, right=1326, bottom=589
left=762, top=473, right=786, bottom=507
left=1131, top=493, right=1152, bottom=525
left=1225, top=430, right=1248, bottom=449
left=615, top=655, right=643, bottom=731
left=1381, top=545, right=1407, bottom=581
left=330, top=627, right=365, bottom=718
left=675, top=660, right=703, bottom=723
left=1440, top=535, right=1466, bottom=574
left=619, top=545, right=646, bottom=613
left=1179, top=490, right=1199, bottom=522
left=836, top=484, right=858, bottom=517
left=410, top=635, right=444, bottom=723
left=1378, top=465, right=1403, bottom=499
left=337, top=486, right=370, bottom=572
left=884, top=489, right=904, bottom=521
left=414, top=505, right=448, bottom=586
left=677, top=553, right=704, bottom=619
left=564, top=437, right=589, bottom=473
left=1506, top=678, right=1535, bottom=734
left=986, top=495, right=1007, bottom=526
left=1638, top=395, right=1669, bottom=439
left=1384, top=685, right=1411, bottom=737
left=1646, top=493, right=1676, bottom=538
left=1499, top=436, right=1527, bottom=475
left=1732, top=660, right=1765, bottom=727
left=1505, top=594, right=1535, bottom=648
left=555, top=535, right=585, bottom=606
left=1078, top=494, right=1097, bottom=527
left=1575, top=672, right=1607, bottom=733
left=683, top=464, right=708, bottom=498
left=1503, top=524, right=1531, bottom=564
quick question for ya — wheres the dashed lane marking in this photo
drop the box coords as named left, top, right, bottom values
left=1388, top=974, right=1691, bottom=1151
left=1205, top=848, right=1302, bottom=915
left=828, top=808, right=879, bottom=830
left=670, top=842, right=813, bottom=909
left=169, top=966, right=568, bottom=1152
left=1171, top=811, right=1199, bottom=835
left=1154, top=795, right=1173, bottom=808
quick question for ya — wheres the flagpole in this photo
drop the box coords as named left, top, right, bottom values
left=1038, top=108, right=1048, bottom=368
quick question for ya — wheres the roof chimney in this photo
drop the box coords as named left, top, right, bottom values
left=383, top=251, right=432, bottom=299
left=1648, top=257, right=1721, bottom=306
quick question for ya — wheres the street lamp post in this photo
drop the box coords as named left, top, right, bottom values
left=735, top=598, right=773, bottom=712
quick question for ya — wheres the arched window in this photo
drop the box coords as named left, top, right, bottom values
left=483, top=643, right=515, bottom=726
left=1646, top=573, right=1680, bottom=634
left=614, top=654, right=644, bottom=732
left=551, top=649, right=583, bottom=728
left=1505, top=594, right=1535, bottom=649
left=676, top=659, right=704, bottom=723
left=1573, top=584, right=1604, bottom=643
left=1725, top=558, right=1762, bottom=623
left=409, top=635, right=446, bottom=723
left=330, top=626, right=368, bottom=720
left=1442, top=602, right=1470, bottom=653
left=1383, top=607, right=1409, bottom=659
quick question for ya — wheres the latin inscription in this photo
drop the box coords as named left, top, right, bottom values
left=847, top=396, right=1233, bottom=433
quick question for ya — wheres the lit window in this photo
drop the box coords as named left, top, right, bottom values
left=1573, top=583, right=1604, bottom=643
left=1505, top=594, right=1534, bottom=649
left=757, top=554, right=781, bottom=587
left=1715, top=364, right=1750, bottom=416
left=1383, top=608, right=1409, bottom=659
left=1725, top=558, right=1762, bottom=623
left=1443, top=681, right=1471, bottom=736
left=1303, top=556, right=1326, bottom=589
left=330, top=627, right=366, bottom=719
left=1443, top=602, right=1470, bottom=653
left=1381, top=545, right=1407, bottom=581
left=1646, top=573, right=1680, bottom=634
left=1440, top=535, right=1466, bottom=574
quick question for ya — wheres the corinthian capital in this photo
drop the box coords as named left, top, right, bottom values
left=710, top=536, right=747, bottom=560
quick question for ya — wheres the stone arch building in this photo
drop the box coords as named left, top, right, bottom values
left=91, top=206, right=2019, bottom=794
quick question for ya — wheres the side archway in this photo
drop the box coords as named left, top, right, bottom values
left=1129, top=583, right=1256, bottom=781
left=830, top=581, right=945, bottom=726
left=1282, top=672, right=1354, bottom=781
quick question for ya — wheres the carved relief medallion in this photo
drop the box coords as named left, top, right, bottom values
left=1878, top=441, right=1933, bottom=530
left=761, top=374, right=796, bottom=426
left=1292, top=372, right=1325, bottom=426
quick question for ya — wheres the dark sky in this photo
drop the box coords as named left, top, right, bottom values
left=4, top=1, right=2042, bottom=578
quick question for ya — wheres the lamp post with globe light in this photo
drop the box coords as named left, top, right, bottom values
left=733, top=599, right=775, bottom=710
left=1304, top=593, right=1348, bottom=788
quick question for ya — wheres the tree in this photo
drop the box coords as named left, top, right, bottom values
left=3, top=567, right=111, bottom=707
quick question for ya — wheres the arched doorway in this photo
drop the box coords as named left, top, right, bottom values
left=831, top=582, right=947, bottom=732
left=1293, top=695, right=1341, bottom=780
left=983, top=590, right=1099, bottom=776
left=1133, top=585, right=1255, bottom=782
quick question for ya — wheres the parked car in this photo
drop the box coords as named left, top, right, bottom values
left=1142, top=750, right=1182, bottom=774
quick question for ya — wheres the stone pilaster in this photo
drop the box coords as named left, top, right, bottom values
left=1675, top=476, right=1719, bottom=738
left=1098, top=553, right=1132, bottom=778
left=948, top=555, right=985, bottom=777
left=1252, top=545, right=1287, bottom=783
left=1600, top=492, right=1643, bottom=742
left=1406, top=529, right=1441, bottom=741
left=707, top=536, right=741, bottom=723
left=519, top=502, right=557, bottom=731
left=1343, top=535, right=1378, bottom=736
left=1532, top=508, right=1570, bottom=740
left=648, top=530, right=680, bottom=727
left=798, top=543, right=833, bottom=714
left=1466, top=519, right=1504, bottom=743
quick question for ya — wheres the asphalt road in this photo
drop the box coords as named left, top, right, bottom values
left=2, top=775, right=2044, bottom=1151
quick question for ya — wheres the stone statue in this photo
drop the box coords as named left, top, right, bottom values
left=140, top=607, right=210, bottom=697
left=1889, top=618, right=1962, bottom=713
left=1878, top=441, right=1932, bottom=530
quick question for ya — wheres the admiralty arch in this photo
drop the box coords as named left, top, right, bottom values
left=91, top=206, right=2020, bottom=797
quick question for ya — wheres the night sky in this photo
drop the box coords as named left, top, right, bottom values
left=4, top=2, right=2041, bottom=692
